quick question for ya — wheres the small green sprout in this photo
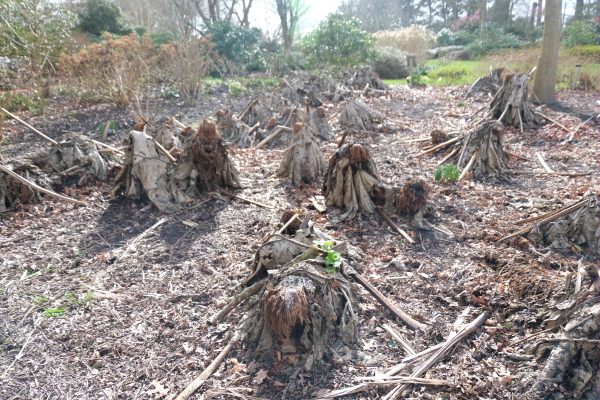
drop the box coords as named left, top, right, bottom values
left=43, top=307, right=66, bottom=318
left=314, top=240, right=342, bottom=274
left=434, top=164, right=461, bottom=183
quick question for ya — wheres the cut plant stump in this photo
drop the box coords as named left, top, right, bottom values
left=465, top=67, right=506, bottom=98
left=490, top=73, right=541, bottom=131
left=0, top=162, right=58, bottom=212
left=323, top=143, right=391, bottom=220
left=278, top=122, right=326, bottom=186
left=456, top=120, right=508, bottom=178
left=339, top=100, right=386, bottom=132
left=114, top=120, right=240, bottom=212
left=215, top=109, right=252, bottom=147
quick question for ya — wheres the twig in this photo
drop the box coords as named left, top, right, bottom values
left=238, top=98, right=258, bottom=121
left=566, top=116, right=594, bottom=142
left=1, top=328, right=35, bottom=378
left=174, top=334, right=238, bottom=400
left=416, top=135, right=463, bottom=157
left=509, top=169, right=592, bottom=177
left=118, top=217, right=167, bottom=261
left=221, top=192, right=274, bottom=209
left=533, top=111, right=570, bottom=133
left=458, top=150, right=478, bottom=181
left=382, top=323, right=417, bottom=355
left=376, top=207, right=414, bottom=244
left=383, top=311, right=489, bottom=399
left=356, top=376, right=450, bottom=386
left=63, top=130, right=125, bottom=156
left=0, top=165, right=88, bottom=206
left=535, top=152, right=553, bottom=173
left=171, top=117, right=188, bottom=130
left=208, top=280, right=268, bottom=324
left=436, top=147, right=459, bottom=167
left=347, top=269, right=424, bottom=331
left=153, top=138, right=177, bottom=163
left=338, top=130, right=350, bottom=148
left=254, top=126, right=286, bottom=149
left=1, top=107, right=58, bottom=145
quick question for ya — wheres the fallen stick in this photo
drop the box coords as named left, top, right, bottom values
left=1, top=328, right=35, bottom=379
left=171, top=117, right=188, bottom=130
left=416, top=135, right=462, bottom=157
left=0, top=165, right=88, bottom=206
left=514, top=198, right=587, bottom=225
left=237, top=98, right=258, bottom=121
left=208, top=280, right=268, bottom=324
left=356, top=376, right=450, bottom=386
left=383, top=311, right=489, bottom=400
left=533, top=111, right=570, bottom=133
left=566, top=116, right=594, bottom=142
left=535, top=152, right=553, bottom=173
left=1, top=107, right=58, bottom=145
left=401, top=137, right=430, bottom=143
left=221, top=192, right=275, bottom=209
left=347, top=268, right=423, bottom=331
left=248, top=122, right=260, bottom=136
left=102, top=120, right=111, bottom=141
left=153, top=139, right=177, bottom=163
left=323, top=342, right=445, bottom=398
left=174, top=334, right=237, bottom=400
left=118, top=217, right=167, bottom=261
left=254, top=126, right=286, bottom=149
left=498, top=197, right=588, bottom=242
left=376, top=207, right=414, bottom=244
left=382, top=323, right=417, bottom=355
left=458, top=150, right=478, bottom=181
left=64, top=130, right=125, bottom=156
left=509, top=169, right=592, bottom=177
left=436, top=147, right=459, bottom=167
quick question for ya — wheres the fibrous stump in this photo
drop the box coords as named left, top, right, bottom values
left=465, top=67, right=506, bottom=98
left=192, top=120, right=240, bottom=191
left=430, top=129, right=448, bottom=144
left=278, top=122, right=326, bottom=186
left=490, top=73, right=541, bottom=130
left=396, top=179, right=429, bottom=217
left=339, top=99, right=385, bottom=132
left=343, top=67, right=387, bottom=91
left=115, top=120, right=240, bottom=212
left=240, top=259, right=357, bottom=379
left=0, top=162, right=52, bottom=212
left=456, top=120, right=508, bottom=178
left=305, top=107, right=332, bottom=141
left=216, top=109, right=252, bottom=147
left=527, top=193, right=599, bottom=255
left=323, top=143, right=390, bottom=219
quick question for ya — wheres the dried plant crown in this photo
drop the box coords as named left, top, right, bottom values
left=349, top=144, right=370, bottom=165
left=292, top=122, right=304, bottom=135
left=264, top=285, right=309, bottom=338
left=197, top=119, right=221, bottom=140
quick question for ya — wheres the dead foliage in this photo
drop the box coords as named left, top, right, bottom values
left=339, top=99, right=386, bottom=132
left=430, top=129, right=448, bottom=144
left=216, top=109, right=252, bottom=147
left=278, top=122, right=326, bottom=186
left=396, top=179, right=429, bottom=216
left=323, top=143, right=391, bottom=219
left=0, top=162, right=51, bottom=212
left=490, top=73, right=541, bottom=131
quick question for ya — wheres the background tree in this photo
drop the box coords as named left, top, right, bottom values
left=533, top=0, right=562, bottom=104
left=275, top=0, right=305, bottom=52
left=78, top=0, right=131, bottom=36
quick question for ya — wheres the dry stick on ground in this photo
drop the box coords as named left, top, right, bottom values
left=0, top=164, right=88, bottom=206
left=237, top=98, right=258, bottom=121
left=382, top=323, right=417, bottom=355
left=220, top=192, right=275, bottom=209
left=458, top=150, right=478, bottom=181
left=356, top=376, right=451, bottom=386
left=383, top=311, right=489, bottom=400
left=174, top=333, right=238, bottom=400
left=497, top=199, right=588, bottom=242
left=515, top=198, right=588, bottom=225
left=416, top=135, right=463, bottom=157
left=323, top=342, right=446, bottom=398
left=533, top=111, right=570, bottom=133
left=1, top=107, right=58, bottom=145
left=254, top=125, right=291, bottom=149
left=436, top=147, right=459, bottom=166
left=509, top=169, right=592, bottom=177
left=102, top=120, right=111, bottom=141
left=376, top=207, right=414, bottom=244
left=1, top=328, right=35, bottom=379
left=535, top=152, right=553, bottom=172
left=208, top=279, right=268, bottom=324
left=63, top=130, right=125, bottom=156
left=117, top=217, right=168, bottom=262
left=152, top=138, right=177, bottom=163
left=171, top=117, right=188, bottom=130
left=566, top=116, right=594, bottom=142
left=345, top=266, right=424, bottom=331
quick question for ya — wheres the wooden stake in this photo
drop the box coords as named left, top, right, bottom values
left=1, top=107, right=58, bottom=145
left=0, top=164, right=88, bottom=206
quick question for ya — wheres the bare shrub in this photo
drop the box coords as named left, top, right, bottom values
left=374, top=26, right=436, bottom=61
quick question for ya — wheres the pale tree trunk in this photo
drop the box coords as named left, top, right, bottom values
left=536, top=0, right=543, bottom=26
left=480, top=0, right=487, bottom=42
left=533, top=0, right=562, bottom=104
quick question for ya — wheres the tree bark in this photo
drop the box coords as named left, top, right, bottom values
left=479, top=0, right=487, bottom=42
left=533, top=0, right=562, bottom=104
left=574, top=0, right=584, bottom=20
left=536, top=0, right=543, bottom=26
left=530, top=2, right=538, bottom=27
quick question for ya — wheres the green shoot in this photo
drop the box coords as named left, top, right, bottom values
left=434, top=164, right=461, bottom=183
left=43, top=307, right=66, bottom=318
left=314, top=240, right=342, bottom=274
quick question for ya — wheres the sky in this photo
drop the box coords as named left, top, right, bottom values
left=249, top=0, right=343, bottom=38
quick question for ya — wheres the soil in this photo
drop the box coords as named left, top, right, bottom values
left=0, top=82, right=598, bottom=400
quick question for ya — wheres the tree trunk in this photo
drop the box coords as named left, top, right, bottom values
left=574, top=0, right=584, bottom=20
left=479, top=0, right=487, bottom=42
left=530, top=2, right=538, bottom=27
left=536, top=0, right=543, bottom=26
left=533, top=0, right=562, bottom=104
left=490, top=0, right=511, bottom=25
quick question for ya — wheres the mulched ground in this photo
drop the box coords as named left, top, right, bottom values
left=0, top=82, right=598, bottom=400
